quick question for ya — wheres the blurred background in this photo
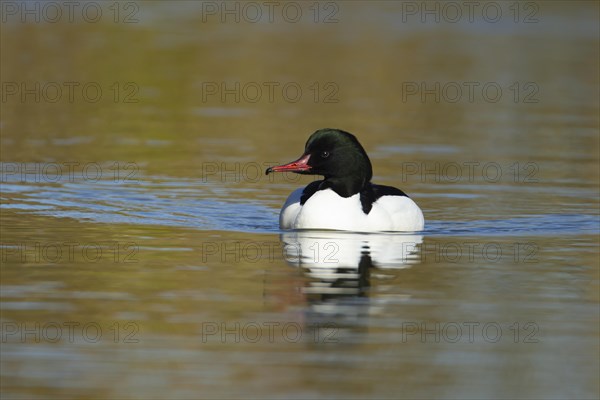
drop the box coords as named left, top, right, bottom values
left=1, top=1, right=599, bottom=399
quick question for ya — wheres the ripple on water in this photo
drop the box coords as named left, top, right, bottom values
left=1, top=178, right=598, bottom=236
left=2, top=178, right=280, bottom=233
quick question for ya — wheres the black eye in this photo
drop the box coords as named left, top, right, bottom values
left=320, top=151, right=330, bottom=158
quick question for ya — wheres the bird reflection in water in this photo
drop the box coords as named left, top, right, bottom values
left=279, top=231, right=424, bottom=333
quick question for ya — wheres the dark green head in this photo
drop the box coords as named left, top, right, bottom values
left=266, top=128, right=373, bottom=197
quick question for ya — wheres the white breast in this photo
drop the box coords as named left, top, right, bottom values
left=279, top=188, right=424, bottom=232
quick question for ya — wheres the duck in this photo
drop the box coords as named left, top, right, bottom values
left=265, top=129, right=424, bottom=232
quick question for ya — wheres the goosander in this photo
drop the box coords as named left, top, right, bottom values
left=265, top=129, right=424, bottom=232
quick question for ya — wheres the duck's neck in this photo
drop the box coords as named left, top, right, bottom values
left=318, top=152, right=373, bottom=198
left=320, top=175, right=370, bottom=198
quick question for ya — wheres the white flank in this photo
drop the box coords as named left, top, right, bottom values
left=279, top=188, right=424, bottom=232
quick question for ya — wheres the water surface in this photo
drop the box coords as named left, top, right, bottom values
left=1, top=2, right=599, bottom=399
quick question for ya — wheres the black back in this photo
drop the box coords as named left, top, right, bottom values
left=301, top=181, right=408, bottom=214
